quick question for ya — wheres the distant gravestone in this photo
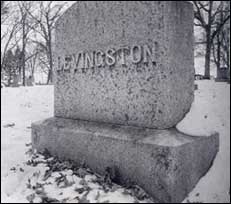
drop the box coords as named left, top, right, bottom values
left=11, top=75, right=20, bottom=87
left=32, top=2, right=219, bottom=203
left=26, top=76, right=34, bottom=86
left=216, top=67, right=229, bottom=82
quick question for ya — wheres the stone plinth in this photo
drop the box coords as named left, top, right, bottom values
left=32, top=117, right=219, bottom=203
left=54, top=1, right=194, bottom=129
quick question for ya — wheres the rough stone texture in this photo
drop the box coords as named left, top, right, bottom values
left=54, top=1, right=195, bottom=129
left=32, top=117, right=219, bottom=203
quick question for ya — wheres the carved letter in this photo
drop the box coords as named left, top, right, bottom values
left=57, top=56, right=63, bottom=71
left=73, top=52, right=84, bottom=70
left=84, top=52, right=94, bottom=68
left=64, top=55, right=72, bottom=71
left=120, top=47, right=129, bottom=65
left=95, top=51, right=105, bottom=67
left=131, top=45, right=142, bottom=64
left=143, top=45, right=155, bottom=63
left=106, top=48, right=116, bottom=66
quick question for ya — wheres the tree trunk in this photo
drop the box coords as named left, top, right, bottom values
left=46, top=69, right=52, bottom=84
left=204, top=1, right=214, bottom=80
left=227, top=45, right=230, bottom=82
left=47, top=52, right=53, bottom=84
left=204, top=31, right=211, bottom=79
left=18, top=66, right=22, bottom=83
left=217, top=34, right=221, bottom=70
left=22, top=19, right=26, bottom=86
left=47, top=26, right=53, bottom=84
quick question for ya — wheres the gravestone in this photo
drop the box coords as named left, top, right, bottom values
left=32, top=2, right=219, bottom=203
left=216, top=67, right=229, bottom=82
left=26, top=76, right=34, bottom=86
left=54, top=1, right=195, bottom=129
left=11, top=75, right=20, bottom=87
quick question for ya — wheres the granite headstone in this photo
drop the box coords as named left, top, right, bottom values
left=32, top=2, right=219, bottom=203
left=54, top=1, right=194, bottom=129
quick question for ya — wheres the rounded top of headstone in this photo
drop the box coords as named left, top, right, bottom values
left=54, top=1, right=194, bottom=129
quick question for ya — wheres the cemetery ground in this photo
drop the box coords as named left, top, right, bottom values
left=1, top=80, right=230, bottom=203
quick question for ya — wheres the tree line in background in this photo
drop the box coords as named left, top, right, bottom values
left=193, top=1, right=230, bottom=79
left=1, top=1, right=67, bottom=86
left=1, top=1, right=230, bottom=87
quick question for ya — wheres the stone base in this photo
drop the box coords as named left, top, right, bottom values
left=31, top=117, right=219, bottom=203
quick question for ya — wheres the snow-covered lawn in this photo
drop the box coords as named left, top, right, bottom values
left=178, top=80, right=230, bottom=203
left=1, top=81, right=230, bottom=203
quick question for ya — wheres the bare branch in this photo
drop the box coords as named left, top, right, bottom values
left=198, top=1, right=210, bottom=13
left=211, top=15, right=230, bottom=41
left=193, top=1, right=207, bottom=28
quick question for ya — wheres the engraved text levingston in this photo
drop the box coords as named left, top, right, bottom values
left=56, top=44, right=156, bottom=72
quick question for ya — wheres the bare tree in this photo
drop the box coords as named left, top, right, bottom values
left=219, top=2, right=230, bottom=71
left=25, top=1, right=66, bottom=84
left=26, top=46, right=39, bottom=80
left=17, top=1, right=35, bottom=86
left=1, top=1, right=9, bottom=24
left=1, top=2, right=20, bottom=76
left=193, top=1, right=230, bottom=79
left=210, top=2, right=230, bottom=83
left=1, top=24, right=19, bottom=70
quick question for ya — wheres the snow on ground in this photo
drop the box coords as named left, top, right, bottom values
left=1, top=86, right=54, bottom=202
left=178, top=80, right=230, bottom=203
left=1, top=85, right=152, bottom=203
left=1, top=80, right=230, bottom=203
